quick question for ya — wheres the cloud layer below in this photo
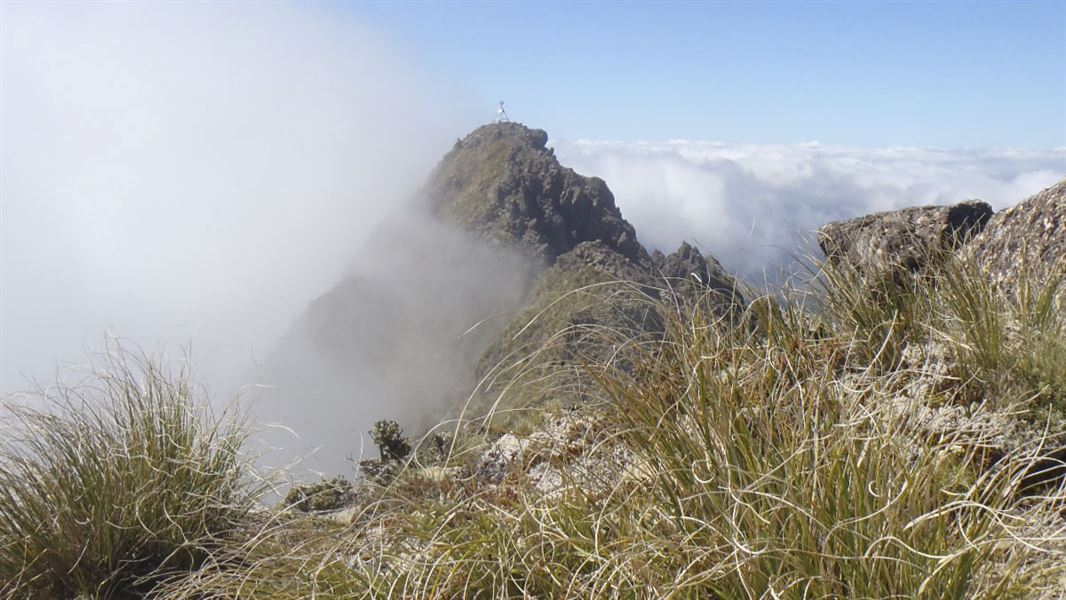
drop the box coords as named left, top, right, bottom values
left=555, top=140, right=1064, bottom=282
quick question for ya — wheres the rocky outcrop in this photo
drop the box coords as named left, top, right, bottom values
left=650, top=241, right=742, bottom=312
left=474, top=410, right=644, bottom=498
left=413, top=123, right=746, bottom=418
left=959, top=179, right=1066, bottom=293
left=818, top=200, right=992, bottom=280
left=424, top=122, right=645, bottom=264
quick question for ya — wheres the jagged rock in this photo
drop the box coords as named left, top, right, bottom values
left=818, top=200, right=992, bottom=280
left=424, top=122, right=645, bottom=264
left=554, top=240, right=656, bottom=286
left=651, top=241, right=744, bottom=315
left=959, top=179, right=1066, bottom=294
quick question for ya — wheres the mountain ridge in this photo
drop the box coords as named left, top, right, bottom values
left=256, top=121, right=747, bottom=460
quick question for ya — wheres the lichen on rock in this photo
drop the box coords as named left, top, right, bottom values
left=818, top=199, right=992, bottom=281
left=959, top=178, right=1066, bottom=296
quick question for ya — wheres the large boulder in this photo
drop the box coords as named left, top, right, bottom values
left=959, top=179, right=1066, bottom=293
left=818, top=200, right=993, bottom=280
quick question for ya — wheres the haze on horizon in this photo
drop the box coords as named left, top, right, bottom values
left=2, top=2, right=1064, bottom=473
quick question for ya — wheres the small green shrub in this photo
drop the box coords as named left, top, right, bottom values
left=370, top=419, right=411, bottom=462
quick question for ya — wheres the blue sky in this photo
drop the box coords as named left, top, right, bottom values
left=343, top=1, right=1066, bottom=148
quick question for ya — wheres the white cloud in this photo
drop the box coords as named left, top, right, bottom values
left=1, top=3, right=472, bottom=394
left=554, top=140, right=1065, bottom=282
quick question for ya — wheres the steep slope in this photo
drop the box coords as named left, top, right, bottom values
left=470, top=237, right=744, bottom=419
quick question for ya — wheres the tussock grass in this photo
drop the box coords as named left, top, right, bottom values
left=0, top=346, right=261, bottom=599
left=600, top=309, right=1037, bottom=598
left=157, top=257, right=1065, bottom=598
left=5, top=256, right=1064, bottom=598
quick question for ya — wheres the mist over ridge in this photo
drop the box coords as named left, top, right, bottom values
left=249, top=121, right=1063, bottom=479
left=251, top=211, right=534, bottom=477
left=3, top=4, right=1066, bottom=596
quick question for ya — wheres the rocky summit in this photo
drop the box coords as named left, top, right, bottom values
left=423, top=122, right=645, bottom=264
left=423, top=124, right=747, bottom=415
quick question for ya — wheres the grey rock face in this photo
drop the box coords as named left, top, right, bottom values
left=424, top=122, right=645, bottom=264
left=818, top=200, right=993, bottom=280
left=960, top=179, right=1066, bottom=293
left=651, top=242, right=742, bottom=307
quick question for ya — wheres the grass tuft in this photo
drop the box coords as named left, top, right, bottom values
left=156, top=256, right=1066, bottom=599
left=5, top=254, right=1065, bottom=599
left=0, top=345, right=260, bottom=599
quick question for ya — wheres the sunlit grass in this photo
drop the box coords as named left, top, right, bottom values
left=158, top=257, right=1064, bottom=599
left=0, top=346, right=261, bottom=599
left=4, top=254, right=1064, bottom=599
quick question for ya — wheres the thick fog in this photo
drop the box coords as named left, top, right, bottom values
left=1, top=3, right=475, bottom=397
left=556, top=140, right=1065, bottom=283
left=252, top=212, right=533, bottom=477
